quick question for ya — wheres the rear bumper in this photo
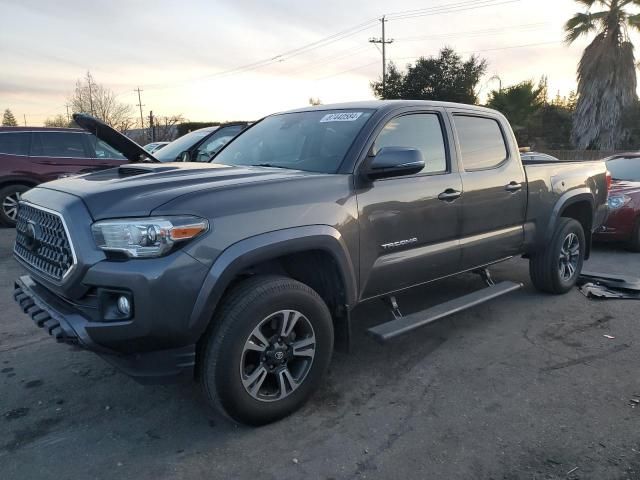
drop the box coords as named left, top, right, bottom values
left=14, top=275, right=195, bottom=384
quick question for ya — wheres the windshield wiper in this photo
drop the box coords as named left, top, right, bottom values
left=250, top=163, right=296, bottom=170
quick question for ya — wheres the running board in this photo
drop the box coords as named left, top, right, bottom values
left=367, top=281, right=523, bottom=343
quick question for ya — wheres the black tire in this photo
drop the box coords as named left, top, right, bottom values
left=199, top=275, right=334, bottom=426
left=0, top=184, right=29, bottom=227
left=529, top=217, right=585, bottom=294
left=627, top=219, right=640, bottom=252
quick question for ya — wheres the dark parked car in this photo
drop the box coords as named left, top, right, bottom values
left=13, top=102, right=608, bottom=425
left=594, top=153, right=640, bottom=250
left=154, top=123, right=248, bottom=163
left=0, top=127, right=133, bottom=226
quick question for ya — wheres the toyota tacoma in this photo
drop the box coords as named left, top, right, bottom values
left=13, top=101, right=609, bottom=425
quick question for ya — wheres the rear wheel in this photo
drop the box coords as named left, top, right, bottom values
left=0, top=184, right=30, bottom=227
left=529, top=217, right=585, bottom=294
left=199, top=275, right=334, bottom=425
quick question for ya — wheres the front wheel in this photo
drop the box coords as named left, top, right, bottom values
left=199, top=275, right=334, bottom=425
left=529, top=217, right=585, bottom=294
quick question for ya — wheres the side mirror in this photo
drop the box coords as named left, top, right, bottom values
left=179, top=151, right=190, bottom=162
left=365, top=147, right=425, bottom=180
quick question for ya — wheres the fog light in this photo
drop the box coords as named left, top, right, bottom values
left=117, top=296, right=131, bottom=316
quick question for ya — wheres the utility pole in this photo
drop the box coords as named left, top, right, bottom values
left=87, top=74, right=95, bottom=116
left=134, top=87, right=145, bottom=133
left=148, top=110, right=155, bottom=142
left=65, top=104, right=71, bottom=123
left=23, top=114, right=27, bottom=126
left=369, top=16, right=394, bottom=97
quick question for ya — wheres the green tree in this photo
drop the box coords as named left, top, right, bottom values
left=2, top=109, right=18, bottom=126
left=371, top=47, right=487, bottom=104
left=486, top=79, right=547, bottom=129
left=565, top=0, right=640, bottom=150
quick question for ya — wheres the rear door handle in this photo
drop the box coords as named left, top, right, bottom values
left=438, top=189, right=462, bottom=202
left=505, top=182, right=523, bottom=192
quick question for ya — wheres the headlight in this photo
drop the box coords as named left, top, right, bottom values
left=91, top=216, right=209, bottom=258
left=608, top=194, right=631, bottom=210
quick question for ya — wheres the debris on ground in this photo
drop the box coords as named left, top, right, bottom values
left=578, top=272, right=640, bottom=300
left=604, top=334, right=616, bottom=339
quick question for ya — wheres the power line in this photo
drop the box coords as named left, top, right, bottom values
left=386, top=0, right=523, bottom=21
left=145, top=0, right=522, bottom=91
left=393, top=22, right=549, bottom=42
left=316, top=39, right=562, bottom=81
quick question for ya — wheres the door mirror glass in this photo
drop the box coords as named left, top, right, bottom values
left=366, top=147, right=425, bottom=180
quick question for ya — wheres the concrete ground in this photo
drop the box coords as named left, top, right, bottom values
left=1, top=226, right=639, bottom=480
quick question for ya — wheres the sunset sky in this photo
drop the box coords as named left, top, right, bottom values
left=1, top=0, right=632, bottom=125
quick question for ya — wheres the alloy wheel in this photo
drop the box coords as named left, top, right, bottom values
left=558, top=232, right=580, bottom=281
left=2, top=191, right=21, bottom=221
left=240, top=309, right=316, bottom=402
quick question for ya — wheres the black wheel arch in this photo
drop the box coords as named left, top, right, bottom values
left=545, top=190, right=595, bottom=259
left=189, top=225, right=358, bottom=343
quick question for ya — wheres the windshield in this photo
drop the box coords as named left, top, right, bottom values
left=155, top=129, right=216, bottom=162
left=213, top=110, right=373, bottom=173
left=607, top=157, right=640, bottom=181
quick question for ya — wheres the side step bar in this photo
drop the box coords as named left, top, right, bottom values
left=367, top=281, right=523, bottom=343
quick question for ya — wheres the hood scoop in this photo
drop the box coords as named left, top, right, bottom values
left=118, top=165, right=179, bottom=177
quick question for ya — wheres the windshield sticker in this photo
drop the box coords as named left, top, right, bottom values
left=320, top=112, right=363, bottom=123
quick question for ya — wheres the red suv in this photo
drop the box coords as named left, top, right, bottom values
left=594, top=153, right=640, bottom=251
left=0, top=127, right=131, bottom=226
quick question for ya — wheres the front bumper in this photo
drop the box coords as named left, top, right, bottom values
left=14, top=275, right=197, bottom=384
left=593, top=206, right=636, bottom=242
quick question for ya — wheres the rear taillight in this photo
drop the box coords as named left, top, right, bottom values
left=605, top=170, right=612, bottom=195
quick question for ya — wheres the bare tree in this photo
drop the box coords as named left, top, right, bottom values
left=152, top=115, right=185, bottom=142
left=44, top=114, right=72, bottom=128
left=69, top=71, right=135, bottom=132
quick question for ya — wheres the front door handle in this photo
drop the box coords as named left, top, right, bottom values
left=438, top=189, right=462, bottom=202
left=505, top=182, right=523, bottom=192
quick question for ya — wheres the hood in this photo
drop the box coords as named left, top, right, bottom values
left=37, top=162, right=316, bottom=219
left=73, top=113, right=159, bottom=163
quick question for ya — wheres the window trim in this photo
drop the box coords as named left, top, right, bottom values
left=452, top=113, right=511, bottom=173
left=367, top=111, right=452, bottom=180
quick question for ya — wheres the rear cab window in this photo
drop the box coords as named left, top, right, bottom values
left=0, top=132, right=29, bottom=156
left=453, top=115, right=508, bottom=171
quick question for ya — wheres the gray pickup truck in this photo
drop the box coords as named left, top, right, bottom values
left=13, top=101, right=609, bottom=425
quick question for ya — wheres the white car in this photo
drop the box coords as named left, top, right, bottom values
left=143, top=142, right=170, bottom=154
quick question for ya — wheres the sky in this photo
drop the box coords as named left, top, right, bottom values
left=0, top=0, right=623, bottom=125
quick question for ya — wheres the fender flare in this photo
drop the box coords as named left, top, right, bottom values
left=188, top=225, right=358, bottom=338
left=544, top=188, right=595, bottom=243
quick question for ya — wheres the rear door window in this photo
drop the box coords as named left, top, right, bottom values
left=31, top=132, right=89, bottom=158
left=0, top=132, right=29, bottom=155
left=454, top=116, right=508, bottom=171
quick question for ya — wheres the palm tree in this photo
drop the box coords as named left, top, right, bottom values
left=565, top=0, right=640, bottom=150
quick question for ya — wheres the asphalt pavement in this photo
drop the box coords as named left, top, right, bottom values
left=1, top=227, right=639, bottom=480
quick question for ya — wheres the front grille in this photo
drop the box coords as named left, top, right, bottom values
left=14, top=203, right=75, bottom=282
